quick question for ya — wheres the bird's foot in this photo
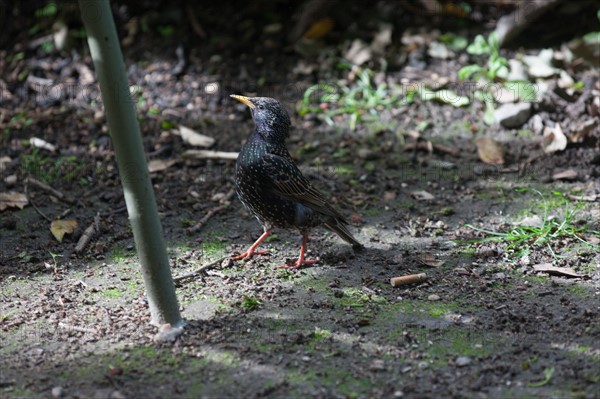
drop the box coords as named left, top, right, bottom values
left=232, top=250, right=269, bottom=261
left=276, top=258, right=318, bottom=270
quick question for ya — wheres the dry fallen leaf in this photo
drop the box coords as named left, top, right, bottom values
left=475, top=136, right=505, bottom=165
left=148, top=159, right=177, bottom=173
left=585, top=236, right=600, bottom=245
left=370, top=23, right=393, bottom=55
left=411, top=190, right=435, bottom=201
left=552, top=169, right=578, bottom=181
left=302, top=17, right=334, bottom=40
left=0, top=191, right=28, bottom=211
left=541, top=124, right=567, bottom=153
left=532, top=263, right=582, bottom=278
left=383, top=191, right=396, bottom=202
left=50, top=219, right=78, bottom=242
left=178, top=125, right=215, bottom=147
left=417, top=254, right=446, bottom=267
left=344, top=39, right=371, bottom=66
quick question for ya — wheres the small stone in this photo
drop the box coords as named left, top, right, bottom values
left=4, top=174, right=17, bottom=186
left=428, top=41, right=453, bottom=59
left=51, top=386, right=64, bottom=398
left=557, top=70, right=575, bottom=89
left=523, top=49, right=557, bottom=79
left=428, top=294, right=441, bottom=301
left=110, top=390, right=126, bottom=399
left=211, top=192, right=226, bottom=202
left=507, top=59, right=527, bottom=81
left=301, top=355, right=311, bottom=362
left=495, top=87, right=519, bottom=103
left=455, top=356, right=472, bottom=367
left=477, top=245, right=498, bottom=257
left=515, top=215, right=544, bottom=228
left=529, top=114, right=544, bottom=135
left=495, top=103, right=532, bottom=128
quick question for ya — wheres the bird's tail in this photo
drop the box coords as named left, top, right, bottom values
left=324, top=219, right=364, bottom=251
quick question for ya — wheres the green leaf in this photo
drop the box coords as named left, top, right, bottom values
left=504, top=81, right=538, bottom=102
left=458, top=65, right=483, bottom=80
left=528, top=367, right=555, bottom=388
left=157, top=25, right=174, bottom=37
left=35, top=3, right=58, bottom=18
left=582, top=31, right=600, bottom=45
left=488, top=55, right=508, bottom=79
left=439, top=33, right=468, bottom=50
left=487, top=32, right=500, bottom=54
left=467, top=34, right=489, bottom=55
left=416, top=121, right=430, bottom=132
left=431, top=89, right=470, bottom=107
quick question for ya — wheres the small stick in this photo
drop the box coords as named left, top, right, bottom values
left=390, top=273, right=427, bottom=287
left=182, top=150, right=238, bottom=160
left=23, top=183, right=52, bottom=222
left=25, top=177, right=75, bottom=204
left=173, top=256, right=230, bottom=283
left=403, top=142, right=460, bottom=157
left=75, top=212, right=101, bottom=253
left=28, top=197, right=52, bottom=222
left=188, top=188, right=236, bottom=233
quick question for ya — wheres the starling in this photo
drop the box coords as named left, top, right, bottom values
left=230, top=94, right=362, bottom=269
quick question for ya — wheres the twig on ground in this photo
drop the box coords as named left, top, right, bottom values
left=390, top=273, right=428, bottom=287
left=182, top=149, right=238, bottom=160
left=188, top=188, right=236, bottom=233
left=75, top=212, right=101, bottom=253
left=25, top=177, right=75, bottom=204
left=28, top=197, right=53, bottom=222
left=173, top=256, right=231, bottom=284
left=566, top=194, right=597, bottom=202
left=23, top=182, right=52, bottom=221
left=403, top=142, right=460, bottom=157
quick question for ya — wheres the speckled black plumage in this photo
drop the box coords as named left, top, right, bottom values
left=231, top=95, right=362, bottom=268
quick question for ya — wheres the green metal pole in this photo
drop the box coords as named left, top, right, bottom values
left=78, top=0, right=182, bottom=327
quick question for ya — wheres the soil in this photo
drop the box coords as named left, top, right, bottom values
left=1, top=2, right=599, bottom=399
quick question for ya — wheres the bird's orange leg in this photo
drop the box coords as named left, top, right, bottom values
left=232, top=229, right=272, bottom=261
left=277, top=233, right=318, bottom=269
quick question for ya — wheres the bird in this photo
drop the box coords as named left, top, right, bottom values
left=230, top=94, right=363, bottom=269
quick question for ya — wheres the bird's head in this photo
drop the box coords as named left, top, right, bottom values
left=231, top=95, right=291, bottom=143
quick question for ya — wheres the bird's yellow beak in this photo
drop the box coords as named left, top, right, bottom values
left=230, top=94, right=255, bottom=109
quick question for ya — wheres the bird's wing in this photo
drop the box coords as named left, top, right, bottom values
left=261, top=154, right=346, bottom=220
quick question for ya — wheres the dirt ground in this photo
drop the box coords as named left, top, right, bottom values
left=1, top=2, right=599, bottom=399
